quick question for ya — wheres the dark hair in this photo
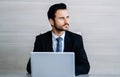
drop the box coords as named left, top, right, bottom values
left=47, top=3, right=67, bottom=20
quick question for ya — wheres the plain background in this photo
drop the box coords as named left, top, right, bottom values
left=0, top=0, right=120, bottom=75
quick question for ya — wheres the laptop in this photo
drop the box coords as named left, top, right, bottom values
left=30, top=52, right=75, bottom=77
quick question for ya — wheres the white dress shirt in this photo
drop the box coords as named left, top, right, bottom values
left=52, top=32, right=65, bottom=52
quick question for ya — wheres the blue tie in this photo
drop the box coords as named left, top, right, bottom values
left=56, top=37, right=62, bottom=52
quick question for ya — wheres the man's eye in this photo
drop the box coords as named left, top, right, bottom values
left=59, top=17, right=64, bottom=20
left=67, top=16, right=69, bottom=19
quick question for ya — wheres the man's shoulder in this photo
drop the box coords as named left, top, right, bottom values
left=36, top=31, right=51, bottom=39
left=66, top=31, right=82, bottom=37
left=66, top=31, right=83, bottom=43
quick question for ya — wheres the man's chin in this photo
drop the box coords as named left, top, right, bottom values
left=58, top=29, right=68, bottom=31
left=62, top=29, right=68, bottom=31
left=63, top=27, right=69, bottom=31
left=55, top=27, right=69, bottom=31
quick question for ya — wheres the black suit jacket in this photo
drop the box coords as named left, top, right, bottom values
left=26, top=31, right=90, bottom=76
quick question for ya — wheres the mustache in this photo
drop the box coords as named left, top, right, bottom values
left=63, top=23, right=69, bottom=26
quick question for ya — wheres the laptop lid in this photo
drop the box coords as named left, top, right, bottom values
left=31, top=52, right=75, bottom=77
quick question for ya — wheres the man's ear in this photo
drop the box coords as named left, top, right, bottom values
left=49, top=18, right=54, bottom=26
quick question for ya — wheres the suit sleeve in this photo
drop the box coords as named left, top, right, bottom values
left=74, top=35, right=90, bottom=76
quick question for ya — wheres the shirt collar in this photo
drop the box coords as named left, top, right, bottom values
left=52, top=31, right=65, bottom=40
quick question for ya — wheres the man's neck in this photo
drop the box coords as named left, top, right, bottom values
left=52, top=30, right=65, bottom=36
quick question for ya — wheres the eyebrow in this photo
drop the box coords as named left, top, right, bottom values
left=59, top=16, right=69, bottom=18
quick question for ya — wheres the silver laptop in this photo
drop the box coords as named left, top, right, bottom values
left=31, top=52, right=75, bottom=77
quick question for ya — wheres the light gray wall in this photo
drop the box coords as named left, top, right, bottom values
left=0, top=0, right=120, bottom=75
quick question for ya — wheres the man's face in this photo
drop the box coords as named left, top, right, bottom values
left=51, top=9, right=69, bottom=31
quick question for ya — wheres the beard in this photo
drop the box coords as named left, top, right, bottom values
left=54, top=23, right=69, bottom=31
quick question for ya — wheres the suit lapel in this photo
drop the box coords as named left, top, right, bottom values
left=64, top=31, right=72, bottom=52
left=45, top=31, right=53, bottom=52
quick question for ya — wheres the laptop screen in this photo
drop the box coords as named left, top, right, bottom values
left=31, top=52, right=75, bottom=77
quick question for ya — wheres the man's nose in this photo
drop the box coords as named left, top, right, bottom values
left=64, top=18, right=69, bottom=24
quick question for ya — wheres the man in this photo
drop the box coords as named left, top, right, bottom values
left=26, top=3, right=90, bottom=76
